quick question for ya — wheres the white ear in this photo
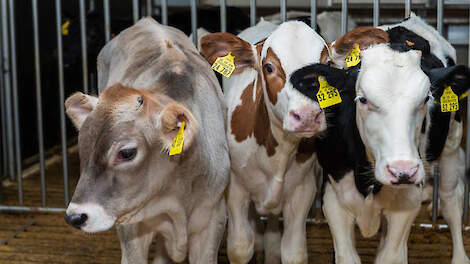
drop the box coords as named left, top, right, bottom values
left=158, top=102, right=199, bottom=154
left=65, top=92, right=98, bottom=130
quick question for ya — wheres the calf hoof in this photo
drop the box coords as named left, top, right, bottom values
left=452, top=255, right=470, bottom=264
left=227, top=242, right=254, bottom=264
left=282, top=252, right=308, bottom=264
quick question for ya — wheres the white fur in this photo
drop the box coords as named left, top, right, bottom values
left=66, top=202, right=116, bottom=233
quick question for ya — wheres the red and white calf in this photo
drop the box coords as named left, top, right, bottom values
left=200, top=21, right=327, bottom=264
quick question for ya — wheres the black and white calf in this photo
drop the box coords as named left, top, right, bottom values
left=291, top=15, right=470, bottom=264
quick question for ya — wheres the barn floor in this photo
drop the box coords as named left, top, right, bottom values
left=0, top=150, right=469, bottom=263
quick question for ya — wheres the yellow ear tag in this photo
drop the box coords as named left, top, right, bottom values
left=211, top=52, right=235, bottom=78
left=345, top=44, right=361, bottom=68
left=440, top=86, right=459, bottom=112
left=169, top=121, right=185, bottom=156
left=317, top=76, right=342, bottom=109
left=62, top=20, right=70, bottom=36
left=459, top=90, right=468, bottom=100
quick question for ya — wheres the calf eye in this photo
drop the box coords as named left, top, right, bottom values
left=424, top=95, right=430, bottom=104
left=358, top=97, right=368, bottom=104
left=117, top=148, right=137, bottom=162
left=265, top=64, right=274, bottom=73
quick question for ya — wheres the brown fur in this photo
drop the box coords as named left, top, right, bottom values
left=296, top=137, right=317, bottom=163
left=263, top=48, right=286, bottom=105
left=231, top=75, right=278, bottom=156
left=332, top=26, right=389, bottom=60
left=200, top=32, right=256, bottom=74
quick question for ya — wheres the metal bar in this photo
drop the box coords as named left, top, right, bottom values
left=132, top=0, right=139, bottom=23
left=250, top=0, right=256, bottom=26
left=161, top=0, right=168, bottom=25
left=311, top=0, right=317, bottom=30
left=190, top=0, right=197, bottom=47
left=464, top=4, right=470, bottom=225
left=341, top=0, right=348, bottom=35
left=280, top=0, right=287, bottom=23
left=0, top=0, right=14, bottom=182
left=437, top=0, right=443, bottom=34
left=146, top=0, right=152, bottom=16
left=0, top=221, right=35, bottom=246
left=32, top=0, right=46, bottom=207
left=220, top=0, right=226, bottom=32
left=405, top=0, right=411, bottom=18
left=55, top=0, right=69, bottom=206
left=373, top=0, right=380, bottom=27
left=0, top=9, right=6, bottom=179
left=79, top=0, right=89, bottom=94
left=103, top=0, right=111, bottom=42
left=8, top=0, right=23, bottom=205
left=0, top=205, right=66, bottom=213
left=432, top=164, right=439, bottom=223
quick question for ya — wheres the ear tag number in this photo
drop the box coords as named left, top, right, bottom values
left=345, top=44, right=361, bottom=68
left=211, top=52, right=235, bottom=78
left=316, top=76, right=342, bottom=109
left=169, top=121, right=185, bottom=156
left=440, top=86, right=459, bottom=112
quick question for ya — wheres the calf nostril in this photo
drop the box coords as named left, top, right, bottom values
left=65, top=213, right=88, bottom=229
left=291, top=112, right=301, bottom=121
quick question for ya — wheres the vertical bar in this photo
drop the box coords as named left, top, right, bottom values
left=432, top=165, right=439, bottom=223
left=437, top=0, right=443, bottom=34
left=161, top=0, right=168, bottom=25
left=8, top=0, right=23, bottom=204
left=55, top=0, right=69, bottom=206
left=341, top=0, right=348, bottom=35
left=464, top=6, right=470, bottom=225
left=373, top=0, right=380, bottom=27
left=0, top=11, right=6, bottom=179
left=190, top=0, right=197, bottom=47
left=79, top=0, right=88, bottom=94
left=146, top=0, right=151, bottom=16
left=0, top=0, right=14, bottom=181
left=250, top=0, right=256, bottom=27
left=32, top=0, right=46, bottom=206
left=405, top=0, right=411, bottom=18
left=132, top=0, right=139, bottom=23
left=310, top=0, right=317, bottom=30
left=280, top=0, right=286, bottom=23
left=103, top=0, right=111, bottom=42
left=220, top=0, right=226, bottom=32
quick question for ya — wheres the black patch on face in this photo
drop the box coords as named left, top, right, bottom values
left=455, top=111, right=462, bottom=123
left=421, top=116, right=427, bottom=134
left=446, top=56, right=456, bottom=66
left=157, top=64, right=195, bottom=101
left=425, top=104, right=451, bottom=162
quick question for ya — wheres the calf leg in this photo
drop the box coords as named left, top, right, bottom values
left=152, top=235, right=171, bottom=264
left=188, top=197, right=227, bottom=264
left=281, top=173, right=316, bottom=264
left=264, top=215, right=281, bottom=264
left=323, top=182, right=360, bottom=264
left=227, top=172, right=255, bottom=264
left=117, top=223, right=155, bottom=264
left=439, top=149, right=470, bottom=264
left=375, top=207, right=420, bottom=264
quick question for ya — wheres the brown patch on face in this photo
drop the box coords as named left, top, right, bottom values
left=320, top=44, right=332, bottom=64
left=262, top=48, right=286, bottom=105
left=365, top=146, right=376, bottom=165
left=199, top=32, right=256, bottom=74
left=231, top=75, right=278, bottom=156
left=296, top=137, right=317, bottom=163
left=333, top=27, right=389, bottom=57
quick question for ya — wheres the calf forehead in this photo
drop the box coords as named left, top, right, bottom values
left=263, top=21, right=325, bottom=74
left=359, top=45, right=430, bottom=103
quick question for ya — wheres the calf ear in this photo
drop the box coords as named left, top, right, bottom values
left=329, top=27, right=389, bottom=67
left=200, top=32, right=256, bottom=74
left=158, top=102, right=199, bottom=155
left=65, top=92, right=98, bottom=130
left=290, top=63, right=350, bottom=101
left=427, top=65, right=470, bottom=98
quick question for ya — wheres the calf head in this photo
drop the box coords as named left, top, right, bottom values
left=291, top=26, right=470, bottom=187
left=200, top=21, right=327, bottom=139
left=64, top=83, right=199, bottom=232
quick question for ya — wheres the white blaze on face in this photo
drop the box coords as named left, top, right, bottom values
left=356, top=45, right=429, bottom=186
left=66, top=202, right=116, bottom=233
left=260, top=21, right=328, bottom=136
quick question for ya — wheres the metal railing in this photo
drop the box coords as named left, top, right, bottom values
left=0, top=0, right=468, bottom=226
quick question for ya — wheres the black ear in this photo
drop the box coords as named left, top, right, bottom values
left=427, top=65, right=470, bottom=98
left=290, top=64, right=349, bottom=101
